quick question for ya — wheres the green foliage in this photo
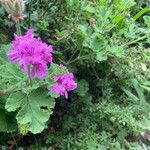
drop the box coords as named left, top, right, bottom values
left=0, top=97, right=16, bottom=132
left=0, top=44, right=27, bottom=93
left=5, top=88, right=55, bottom=134
left=133, top=7, right=150, bottom=20
left=0, top=44, right=11, bottom=64
left=114, top=0, right=136, bottom=11
left=75, top=80, right=89, bottom=97
left=0, top=44, right=68, bottom=135
left=1, top=0, right=150, bottom=149
left=42, top=0, right=150, bottom=149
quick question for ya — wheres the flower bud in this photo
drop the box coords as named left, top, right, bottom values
left=0, top=0, right=25, bottom=21
left=89, top=18, right=96, bottom=25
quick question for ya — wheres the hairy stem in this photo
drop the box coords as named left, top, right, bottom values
left=28, top=0, right=32, bottom=28
left=124, top=35, right=147, bottom=47
left=16, top=20, right=21, bottom=35
left=28, top=65, right=32, bottom=87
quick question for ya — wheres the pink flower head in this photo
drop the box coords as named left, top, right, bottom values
left=51, top=73, right=77, bottom=99
left=7, top=29, right=53, bottom=79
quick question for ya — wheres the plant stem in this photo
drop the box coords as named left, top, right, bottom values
left=15, top=20, right=21, bottom=35
left=40, top=0, right=57, bottom=19
left=123, top=35, right=147, bottom=47
left=67, top=57, right=79, bottom=65
left=10, top=132, right=18, bottom=149
left=28, top=66, right=32, bottom=87
left=91, top=66, right=101, bottom=81
left=67, top=47, right=83, bottom=65
left=28, top=0, right=32, bottom=28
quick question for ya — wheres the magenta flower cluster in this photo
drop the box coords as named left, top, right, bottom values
left=7, top=29, right=77, bottom=98
left=7, top=29, right=53, bottom=79
left=51, top=73, right=77, bottom=99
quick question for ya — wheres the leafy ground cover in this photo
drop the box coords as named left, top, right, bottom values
left=1, top=0, right=150, bottom=149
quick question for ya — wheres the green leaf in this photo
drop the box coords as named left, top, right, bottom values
left=107, top=45, right=124, bottom=58
left=83, top=5, right=95, bottom=13
left=99, top=0, right=107, bottom=6
left=95, top=6, right=111, bottom=28
left=75, top=80, right=89, bottom=97
left=111, top=13, right=124, bottom=25
left=114, top=0, right=136, bottom=11
left=0, top=110, right=9, bottom=132
left=133, top=7, right=150, bottom=21
left=49, top=63, right=68, bottom=76
left=83, top=33, right=108, bottom=62
left=140, top=85, right=150, bottom=92
left=78, top=24, right=89, bottom=38
left=96, top=51, right=108, bottom=61
left=122, top=79, right=146, bottom=102
left=131, top=79, right=145, bottom=102
left=0, top=63, right=26, bottom=92
left=65, top=0, right=79, bottom=8
left=122, top=87, right=139, bottom=101
left=83, top=33, right=106, bottom=51
left=117, top=129, right=128, bottom=141
left=123, top=23, right=145, bottom=39
left=0, top=44, right=10, bottom=65
left=140, top=81, right=150, bottom=92
left=48, top=91, right=60, bottom=98
left=0, top=98, right=16, bottom=132
left=0, top=44, right=26, bottom=93
left=5, top=88, right=55, bottom=134
left=144, top=16, right=150, bottom=28
left=5, top=92, right=26, bottom=112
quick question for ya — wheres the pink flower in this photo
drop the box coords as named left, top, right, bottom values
left=51, top=73, right=77, bottom=99
left=7, top=29, right=53, bottom=79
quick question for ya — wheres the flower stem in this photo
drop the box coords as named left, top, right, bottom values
left=28, top=65, right=32, bottom=87
left=15, top=20, right=22, bottom=35
left=28, top=0, right=32, bottom=28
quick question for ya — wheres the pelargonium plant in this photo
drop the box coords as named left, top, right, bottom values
left=5, top=29, right=77, bottom=134
left=7, top=29, right=53, bottom=80
left=7, top=28, right=77, bottom=98
left=1, top=0, right=77, bottom=134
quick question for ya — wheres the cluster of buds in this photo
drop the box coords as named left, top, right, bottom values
left=0, top=0, right=25, bottom=21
